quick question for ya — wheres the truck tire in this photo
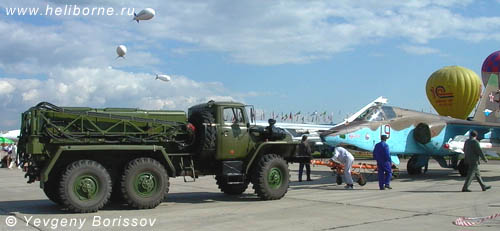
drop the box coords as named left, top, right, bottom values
left=121, top=158, right=169, bottom=209
left=59, top=160, right=112, bottom=213
left=188, top=111, right=216, bottom=159
left=43, top=168, right=63, bottom=205
left=252, top=154, right=289, bottom=200
left=215, top=175, right=248, bottom=195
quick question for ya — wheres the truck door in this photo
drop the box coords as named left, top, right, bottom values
left=217, top=107, right=251, bottom=159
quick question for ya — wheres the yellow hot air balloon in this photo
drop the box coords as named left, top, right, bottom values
left=426, top=66, right=482, bottom=119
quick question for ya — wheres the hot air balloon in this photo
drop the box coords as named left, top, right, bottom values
left=481, top=50, right=500, bottom=88
left=116, top=45, right=127, bottom=59
left=426, top=66, right=482, bottom=119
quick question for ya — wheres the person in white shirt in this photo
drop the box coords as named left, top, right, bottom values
left=331, top=146, right=355, bottom=189
left=8, top=144, right=17, bottom=169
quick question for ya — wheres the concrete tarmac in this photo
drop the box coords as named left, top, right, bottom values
left=0, top=159, right=499, bottom=231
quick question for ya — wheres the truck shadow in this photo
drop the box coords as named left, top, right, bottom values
left=163, top=192, right=261, bottom=204
left=0, top=193, right=262, bottom=215
left=0, top=199, right=68, bottom=215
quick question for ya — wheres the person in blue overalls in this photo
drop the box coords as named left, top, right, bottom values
left=373, top=135, right=392, bottom=190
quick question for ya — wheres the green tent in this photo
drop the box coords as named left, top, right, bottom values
left=0, top=137, right=14, bottom=144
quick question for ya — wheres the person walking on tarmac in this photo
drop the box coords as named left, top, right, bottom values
left=298, top=135, right=312, bottom=182
left=462, top=130, right=491, bottom=192
left=331, top=146, right=355, bottom=189
left=373, top=135, right=392, bottom=190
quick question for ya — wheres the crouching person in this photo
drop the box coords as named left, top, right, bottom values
left=331, top=146, right=355, bottom=189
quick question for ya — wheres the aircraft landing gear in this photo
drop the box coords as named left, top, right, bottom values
left=407, top=156, right=423, bottom=175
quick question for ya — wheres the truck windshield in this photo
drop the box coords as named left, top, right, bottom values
left=224, top=107, right=245, bottom=124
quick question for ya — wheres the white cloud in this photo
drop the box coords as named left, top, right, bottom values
left=0, top=67, right=239, bottom=128
left=0, top=18, right=160, bottom=74
left=1, top=0, right=500, bottom=68
left=399, top=45, right=440, bottom=55
left=132, top=0, right=500, bottom=64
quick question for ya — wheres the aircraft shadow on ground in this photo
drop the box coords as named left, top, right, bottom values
left=290, top=166, right=500, bottom=188
left=397, top=169, right=500, bottom=183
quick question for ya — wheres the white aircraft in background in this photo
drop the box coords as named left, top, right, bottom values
left=0, top=129, right=20, bottom=141
left=256, top=120, right=333, bottom=148
left=256, top=96, right=388, bottom=152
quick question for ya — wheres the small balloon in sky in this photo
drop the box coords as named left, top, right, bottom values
left=155, top=74, right=171, bottom=82
left=133, top=8, right=155, bottom=23
left=116, top=45, right=127, bottom=59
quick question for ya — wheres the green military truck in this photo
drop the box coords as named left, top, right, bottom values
left=18, top=101, right=302, bottom=213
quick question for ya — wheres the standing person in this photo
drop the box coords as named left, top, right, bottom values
left=373, top=135, right=392, bottom=190
left=331, top=146, right=355, bottom=189
left=298, top=135, right=312, bottom=182
left=3, top=144, right=12, bottom=169
left=462, top=130, right=491, bottom=192
left=8, top=143, right=17, bottom=169
left=0, top=144, right=6, bottom=168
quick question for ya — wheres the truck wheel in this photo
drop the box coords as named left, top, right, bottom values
left=457, top=159, right=468, bottom=177
left=215, top=175, right=248, bottom=195
left=121, top=158, right=169, bottom=209
left=43, top=174, right=63, bottom=205
left=252, top=154, right=289, bottom=200
left=188, top=111, right=216, bottom=159
left=59, top=160, right=112, bottom=213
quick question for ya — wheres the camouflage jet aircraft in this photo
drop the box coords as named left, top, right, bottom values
left=320, top=74, right=500, bottom=176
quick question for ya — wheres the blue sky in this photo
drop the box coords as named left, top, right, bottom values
left=1, top=0, right=500, bottom=130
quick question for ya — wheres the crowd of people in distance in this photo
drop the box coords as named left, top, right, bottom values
left=0, top=143, right=20, bottom=169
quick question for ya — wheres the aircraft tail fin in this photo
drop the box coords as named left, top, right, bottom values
left=473, top=74, right=500, bottom=123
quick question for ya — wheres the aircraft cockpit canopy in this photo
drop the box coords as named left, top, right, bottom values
left=355, top=106, right=396, bottom=122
